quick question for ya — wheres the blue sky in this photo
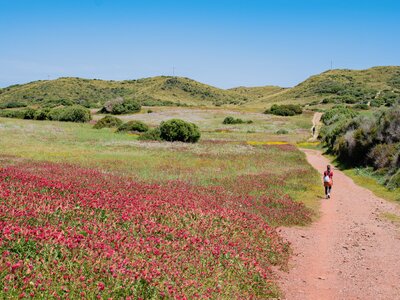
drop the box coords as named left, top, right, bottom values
left=0, top=0, right=399, bottom=88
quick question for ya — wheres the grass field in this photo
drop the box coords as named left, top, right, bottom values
left=0, top=108, right=320, bottom=298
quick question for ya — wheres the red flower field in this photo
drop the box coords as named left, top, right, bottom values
left=0, top=161, right=311, bottom=299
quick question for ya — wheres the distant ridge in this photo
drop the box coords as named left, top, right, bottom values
left=0, top=66, right=399, bottom=108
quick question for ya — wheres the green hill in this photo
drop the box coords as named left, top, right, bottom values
left=0, top=76, right=279, bottom=108
left=1, top=66, right=399, bottom=109
left=261, top=66, right=400, bottom=107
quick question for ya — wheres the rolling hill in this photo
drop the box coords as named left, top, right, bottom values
left=258, top=66, right=400, bottom=106
left=0, top=76, right=277, bottom=108
left=0, top=66, right=399, bottom=109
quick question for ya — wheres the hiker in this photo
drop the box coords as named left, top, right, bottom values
left=323, top=165, right=333, bottom=199
left=312, top=126, right=316, bottom=136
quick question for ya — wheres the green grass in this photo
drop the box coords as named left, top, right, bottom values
left=343, top=168, right=400, bottom=203
left=381, top=212, right=400, bottom=226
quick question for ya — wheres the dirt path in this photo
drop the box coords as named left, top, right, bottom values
left=309, top=112, right=322, bottom=141
left=279, top=149, right=400, bottom=300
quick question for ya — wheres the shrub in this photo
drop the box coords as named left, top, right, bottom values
left=159, top=119, right=200, bottom=143
left=23, top=108, right=36, bottom=120
left=276, top=129, right=289, bottom=134
left=321, top=106, right=358, bottom=125
left=93, top=116, right=123, bottom=129
left=138, top=127, right=162, bottom=141
left=0, top=109, right=26, bottom=119
left=34, top=109, right=50, bottom=120
left=100, top=97, right=141, bottom=115
left=0, top=101, right=27, bottom=109
left=353, top=103, right=369, bottom=110
left=265, top=104, right=302, bottom=116
left=116, top=120, right=149, bottom=133
left=49, top=106, right=91, bottom=123
left=223, top=116, right=253, bottom=124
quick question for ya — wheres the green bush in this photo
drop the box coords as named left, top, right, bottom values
left=321, top=106, right=358, bottom=125
left=0, top=101, right=27, bottom=109
left=138, top=127, right=162, bottom=141
left=23, top=108, right=36, bottom=120
left=159, top=119, right=200, bottom=143
left=116, top=120, right=149, bottom=133
left=222, top=116, right=253, bottom=124
left=276, top=129, right=289, bottom=134
left=320, top=105, right=400, bottom=189
left=93, top=116, right=123, bottom=129
left=34, top=109, right=50, bottom=120
left=49, top=106, right=91, bottom=123
left=100, top=97, right=141, bottom=115
left=0, top=109, right=26, bottom=119
left=265, top=104, right=302, bottom=116
left=353, top=103, right=369, bottom=110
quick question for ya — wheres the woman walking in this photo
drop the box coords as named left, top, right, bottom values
left=323, top=165, right=333, bottom=199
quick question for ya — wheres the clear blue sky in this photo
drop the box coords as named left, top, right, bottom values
left=1, top=0, right=399, bottom=88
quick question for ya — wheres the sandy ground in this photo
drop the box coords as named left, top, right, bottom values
left=279, top=149, right=400, bottom=300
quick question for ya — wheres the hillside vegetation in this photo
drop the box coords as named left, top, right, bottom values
left=320, top=105, right=400, bottom=190
left=0, top=66, right=399, bottom=110
left=262, top=66, right=400, bottom=107
left=0, top=76, right=263, bottom=108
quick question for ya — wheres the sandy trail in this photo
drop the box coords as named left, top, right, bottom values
left=279, top=149, right=400, bottom=300
left=309, top=112, right=322, bottom=141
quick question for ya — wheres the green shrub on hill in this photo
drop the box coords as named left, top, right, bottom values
left=116, top=120, right=149, bottom=133
left=100, top=97, right=141, bottom=115
left=159, top=119, right=200, bottom=143
left=93, top=116, right=123, bottom=129
left=0, top=101, right=27, bottom=109
left=0, top=109, right=26, bottom=119
left=265, top=104, right=302, bottom=116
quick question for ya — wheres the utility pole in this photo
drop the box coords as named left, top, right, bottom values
left=330, top=60, right=333, bottom=70
left=172, top=66, right=175, bottom=77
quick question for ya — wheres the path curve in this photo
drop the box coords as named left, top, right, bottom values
left=279, top=149, right=400, bottom=300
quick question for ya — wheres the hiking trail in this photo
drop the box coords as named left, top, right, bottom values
left=279, top=114, right=400, bottom=300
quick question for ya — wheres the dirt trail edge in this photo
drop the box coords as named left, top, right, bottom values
left=279, top=149, right=400, bottom=300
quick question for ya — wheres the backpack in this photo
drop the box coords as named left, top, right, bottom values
left=323, top=175, right=330, bottom=183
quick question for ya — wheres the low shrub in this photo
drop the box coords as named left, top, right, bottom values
left=223, top=116, right=253, bottom=124
left=0, top=109, right=26, bottom=119
left=353, top=103, right=369, bottom=110
left=0, top=101, right=27, bottom=109
left=117, top=120, right=149, bottom=133
left=49, top=106, right=92, bottom=123
left=265, top=104, right=302, bottom=116
left=93, top=116, right=123, bottom=129
left=138, top=127, right=162, bottom=141
left=100, top=97, right=141, bottom=115
left=276, top=129, right=289, bottom=135
left=159, top=119, right=200, bottom=143
left=34, top=108, right=51, bottom=120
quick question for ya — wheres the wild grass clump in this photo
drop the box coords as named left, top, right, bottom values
left=223, top=116, right=253, bottom=124
left=93, top=116, right=123, bottom=129
left=264, top=104, right=302, bottom=116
